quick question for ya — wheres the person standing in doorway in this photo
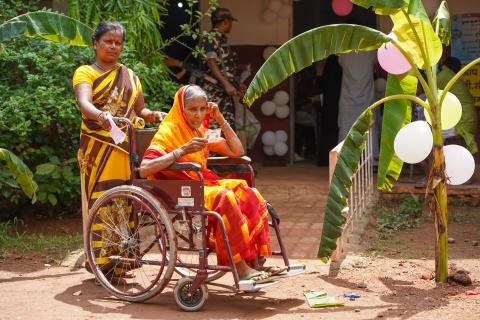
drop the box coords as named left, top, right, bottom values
left=337, top=50, right=377, bottom=142
left=338, top=49, right=380, bottom=166
left=200, top=7, right=243, bottom=130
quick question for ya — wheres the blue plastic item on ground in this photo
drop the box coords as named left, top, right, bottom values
left=343, top=293, right=361, bottom=298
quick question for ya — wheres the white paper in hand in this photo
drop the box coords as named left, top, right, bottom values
left=206, top=128, right=221, bottom=142
left=106, top=113, right=126, bottom=145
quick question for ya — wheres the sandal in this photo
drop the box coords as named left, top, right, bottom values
left=241, top=271, right=273, bottom=284
left=262, top=265, right=288, bottom=276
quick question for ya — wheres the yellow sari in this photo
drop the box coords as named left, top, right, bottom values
left=73, top=64, right=142, bottom=273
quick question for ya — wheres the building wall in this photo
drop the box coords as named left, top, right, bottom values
left=200, top=0, right=291, bottom=45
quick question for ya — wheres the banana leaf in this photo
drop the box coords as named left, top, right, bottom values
left=318, top=109, right=373, bottom=262
left=351, top=0, right=407, bottom=15
left=432, top=1, right=451, bottom=46
left=0, top=21, right=26, bottom=42
left=377, top=74, right=418, bottom=191
left=1, top=11, right=93, bottom=46
left=0, top=149, right=37, bottom=203
left=391, top=0, right=442, bottom=69
left=244, top=24, right=391, bottom=106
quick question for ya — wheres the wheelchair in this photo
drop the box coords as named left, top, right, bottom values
left=85, top=118, right=305, bottom=311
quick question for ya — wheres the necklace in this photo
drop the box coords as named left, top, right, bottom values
left=94, top=62, right=116, bottom=72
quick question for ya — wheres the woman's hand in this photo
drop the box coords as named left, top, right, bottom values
left=207, top=102, right=223, bottom=124
left=179, top=137, right=208, bottom=156
left=154, top=111, right=167, bottom=123
left=96, top=112, right=112, bottom=131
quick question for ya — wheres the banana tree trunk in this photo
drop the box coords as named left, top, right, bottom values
left=431, top=126, right=448, bottom=282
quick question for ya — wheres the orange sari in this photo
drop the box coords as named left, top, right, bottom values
left=143, top=86, right=271, bottom=265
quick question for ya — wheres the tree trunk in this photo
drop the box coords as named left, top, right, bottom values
left=431, top=144, right=448, bottom=282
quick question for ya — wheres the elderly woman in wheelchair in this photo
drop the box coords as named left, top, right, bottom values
left=84, top=85, right=301, bottom=311
left=140, top=85, right=285, bottom=283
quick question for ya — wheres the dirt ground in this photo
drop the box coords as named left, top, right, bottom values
left=1, top=165, right=480, bottom=319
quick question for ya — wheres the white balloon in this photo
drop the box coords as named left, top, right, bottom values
left=262, top=10, right=277, bottom=24
left=275, top=130, right=288, bottom=142
left=261, top=131, right=276, bottom=146
left=263, top=145, right=275, bottom=156
left=424, top=90, right=462, bottom=130
left=278, top=4, right=291, bottom=19
left=261, top=100, right=276, bottom=116
left=274, top=142, right=288, bottom=156
left=268, top=0, right=282, bottom=12
left=394, top=121, right=433, bottom=164
left=262, top=46, right=277, bottom=60
left=444, top=145, right=475, bottom=185
left=275, top=104, right=290, bottom=119
left=273, top=90, right=289, bottom=105
left=374, top=78, right=387, bottom=93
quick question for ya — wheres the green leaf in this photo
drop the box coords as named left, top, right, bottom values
left=432, top=1, right=451, bottom=46
left=48, top=193, right=58, bottom=206
left=407, top=0, right=430, bottom=23
left=351, top=0, right=407, bottom=15
left=377, top=74, right=418, bottom=191
left=36, top=163, right=56, bottom=175
left=244, top=24, right=391, bottom=106
left=0, top=148, right=37, bottom=202
left=0, top=21, right=26, bottom=42
left=391, top=1, right=442, bottom=69
left=3, top=11, right=93, bottom=46
left=318, top=109, right=373, bottom=262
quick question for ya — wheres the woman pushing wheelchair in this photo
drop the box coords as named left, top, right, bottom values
left=140, top=85, right=286, bottom=283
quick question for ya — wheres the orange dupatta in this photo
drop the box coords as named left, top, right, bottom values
left=144, top=85, right=218, bottom=181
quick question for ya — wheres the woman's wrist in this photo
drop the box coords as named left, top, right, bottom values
left=172, top=148, right=184, bottom=160
left=96, top=111, right=107, bottom=123
left=220, top=121, right=230, bottom=130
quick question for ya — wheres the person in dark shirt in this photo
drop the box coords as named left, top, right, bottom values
left=199, top=7, right=243, bottom=130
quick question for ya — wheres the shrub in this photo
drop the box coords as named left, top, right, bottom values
left=0, top=37, right=178, bottom=217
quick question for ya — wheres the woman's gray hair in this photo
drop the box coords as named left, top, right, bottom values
left=184, top=85, right=208, bottom=104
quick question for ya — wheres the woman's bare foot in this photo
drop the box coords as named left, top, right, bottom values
left=251, top=257, right=287, bottom=276
left=236, top=260, right=270, bottom=281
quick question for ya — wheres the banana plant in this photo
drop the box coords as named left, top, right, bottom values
left=0, top=149, right=37, bottom=203
left=0, top=10, right=92, bottom=45
left=245, top=0, right=478, bottom=282
left=0, top=11, right=93, bottom=202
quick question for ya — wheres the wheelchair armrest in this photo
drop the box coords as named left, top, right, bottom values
left=207, top=156, right=251, bottom=165
left=168, top=162, right=201, bottom=171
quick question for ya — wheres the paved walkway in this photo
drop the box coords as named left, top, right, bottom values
left=255, top=163, right=329, bottom=259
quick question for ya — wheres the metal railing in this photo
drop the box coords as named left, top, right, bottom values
left=329, top=129, right=375, bottom=261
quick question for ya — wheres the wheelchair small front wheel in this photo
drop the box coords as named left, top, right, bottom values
left=174, top=277, right=208, bottom=312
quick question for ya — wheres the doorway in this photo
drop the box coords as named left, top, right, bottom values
left=292, top=0, right=376, bottom=165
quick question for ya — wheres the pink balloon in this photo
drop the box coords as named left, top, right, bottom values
left=377, top=41, right=411, bottom=75
left=332, top=0, right=353, bottom=17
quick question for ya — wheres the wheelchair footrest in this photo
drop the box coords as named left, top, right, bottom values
left=271, top=264, right=306, bottom=280
left=238, top=279, right=279, bottom=293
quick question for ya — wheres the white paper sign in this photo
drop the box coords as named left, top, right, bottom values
left=178, top=198, right=194, bottom=207
left=206, top=128, right=222, bottom=142
left=106, top=113, right=126, bottom=145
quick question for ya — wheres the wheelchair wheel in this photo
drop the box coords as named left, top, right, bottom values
left=174, top=277, right=208, bottom=312
left=86, top=185, right=177, bottom=303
